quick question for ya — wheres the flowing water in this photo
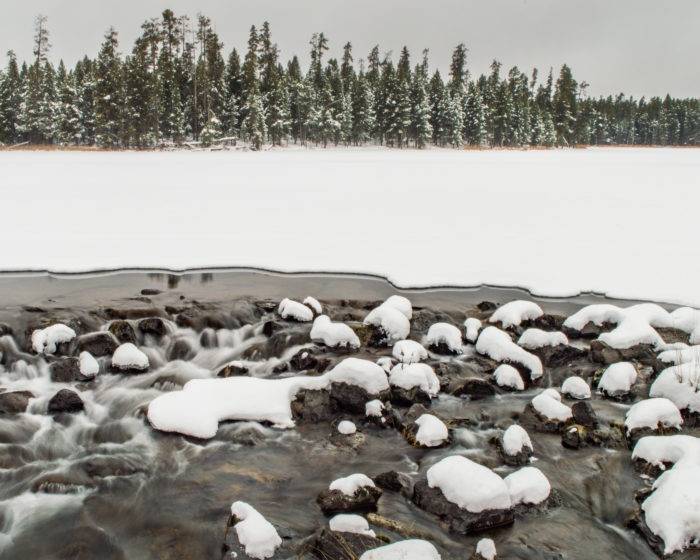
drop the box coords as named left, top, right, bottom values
left=0, top=269, right=694, bottom=560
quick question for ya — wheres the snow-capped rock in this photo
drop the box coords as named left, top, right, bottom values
left=476, top=327, right=543, bottom=380
left=79, top=351, right=99, bottom=377
left=365, top=399, right=385, bottom=418
left=388, top=363, right=440, bottom=398
left=561, top=376, right=591, bottom=399
left=329, top=474, right=376, bottom=496
left=502, top=424, right=533, bottom=457
left=474, top=538, right=497, bottom=560
left=649, top=362, right=700, bottom=413
left=329, top=514, right=376, bottom=537
left=425, top=323, right=463, bottom=354
left=413, top=414, right=449, bottom=447
left=531, top=389, right=572, bottom=422
left=489, top=300, right=543, bottom=328
left=493, top=364, right=525, bottom=391
left=504, top=466, right=551, bottom=506
left=517, top=328, right=568, bottom=349
left=229, top=501, right=282, bottom=560
left=464, top=317, right=482, bottom=343
left=597, top=362, right=637, bottom=398
left=303, top=296, right=323, bottom=315
left=328, top=358, right=390, bottom=395
left=310, top=315, right=361, bottom=349
left=359, top=540, right=441, bottom=560
left=111, top=342, right=149, bottom=373
left=278, top=298, right=314, bottom=322
left=624, top=398, right=683, bottom=434
left=392, top=339, right=428, bottom=364
left=364, top=298, right=411, bottom=344
left=31, top=323, right=76, bottom=354
left=337, top=420, right=357, bottom=435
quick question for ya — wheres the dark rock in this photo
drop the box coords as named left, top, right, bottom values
left=272, top=362, right=289, bottom=374
left=138, top=317, right=166, bottom=337
left=532, top=344, right=588, bottom=368
left=290, top=348, right=330, bottom=373
left=354, top=324, right=393, bottom=348
left=331, top=382, right=389, bottom=414
left=562, top=424, right=586, bottom=449
left=412, top=479, right=514, bottom=534
left=590, top=340, right=663, bottom=372
left=107, top=320, right=138, bottom=344
left=48, top=389, right=84, bottom=414
left=451, top=377, right=497, bottom=400
left=390, top=385, right=432, bottom=407
left=317, top=485, right=383, bottom=515
left=428, top=341, right=461, bottom=355
left=563, top=321, right=615, bottom=340
left=373, top=471, right=414, bottom=497
left=571, top=401, right=598, bottom=428
left=217, top=362, right=249, bottom=377
left=519, top=402, right=571, bottom=433
left=411, top=309, right=455, bottom=335
left=0, top=390, right=34, bottom=414
left=104, top=307, right=165, bottom=320
left=140, top=288, right=162, bottom=296
left=308, top=528, right=382, bottom=560
left=477, top=301, right=497, bottom=312
left=499, top=438, right=533, bottom=467
left=530, top=314, right=566, bottom=331
left=291, top=389, right=334, bottom=423
left=199, top=328, right=218, bottom=348
left=167, top=338, right=195, bottom=361
left=0, top=323, right=13, bottom=337
left=50, top=357, right=94, bottom=382
left=404, top=420, right=450, bottom=449
left=77, top=332, right=119, bottom=357
left=262, top=320, right=282, bottom=337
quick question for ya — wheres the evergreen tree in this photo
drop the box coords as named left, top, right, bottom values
left=0, top=51, right=23, bottom=144
left=464, top=81, right=486, bottom=146
left=55, top=61, right=81, bottom=144
left=94, top=28, right=124, bottom=147
left=351, top=72, right=375, bottom=145
left=552, top=64, right=578, bottom=145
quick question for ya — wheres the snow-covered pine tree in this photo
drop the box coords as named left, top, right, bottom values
left=74, top=57, right=96, bottom=145
left=94, top=28, right=124, bottom=147
left=409, top=51, right=432, bottom=148
left=223, top=48, right=243, bottom=138
left=464, top=81, right=486, bottom=147
left=351, top=72, right=375, bottom=145
left=0, top=52, right=23, bottom=144
left=55, top=61, right=81, bottom=145
left=445, top=92, right=464, bottom=148
left=428, top=70, right=447, bottom=145
left=552, top=64, right=578, bottom=146
left=241, top=28, right=266, bottom=150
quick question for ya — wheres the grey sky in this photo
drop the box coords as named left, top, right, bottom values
left=2, top=0, right=699, bottom=98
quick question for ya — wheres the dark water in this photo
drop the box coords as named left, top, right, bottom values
left=0, top=269, right=693, bottom=559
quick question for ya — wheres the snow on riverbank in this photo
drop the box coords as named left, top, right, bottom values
left=2, top=148, right=699, bottom=306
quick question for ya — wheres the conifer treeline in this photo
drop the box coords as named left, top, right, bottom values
left=0, top=12, right=697, bottom=149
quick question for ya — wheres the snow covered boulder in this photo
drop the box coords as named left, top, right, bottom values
left=518, top=328, right=568, bottom=349
left=363, top=297, right=412, bottom=346
left=328, top=358, right=391, bottom=413
left=671, top=307, right=700, bottom=345
left=110, top=342, right=149, bottom=374
left=331, top=420, right=366, bottom=451
left=631, top=435, right=700, bottom=556
left=625, top=398, right=683, bottom=441
left=499, top=424, right=533, bottom=466
left=597, top=362, right=637, bottom=400
left=278, top=298, right=314, bottom=322
left=522, top=389, right=573, bottom=433
left=317, top=474, right=383, bottom=515
left=223, top=502, right=283, bottom=560
left=489, top=300, right=543, bottom=329
left=561, top=376, right=591, bottom=400
left=392, top=339, right=428, bottom=364
left=404, top=413, right=449, bottom=448
left=504, top=466, right=551, bottom=507
left=311, top=517, right=381, bottom=560
left=359, top=540, right=441, bottom=560
left=464, top=317, right=482, bottom=343
left=476, top=327, right=543, bottom=382
left=493, top=364, right=525, bottom=391
left=412, top=455, right=514, bottom=534
left=31, top=323, right=76, bottom=354
left=425, top=323, right=463, bottom=355
left=471, top=538, right=497, bottom=560
left=388, top=363, right=439, bottom=406
left=649, top=362, right=700, bottom=414
left=303, top=296, right=323, bottom=316
left=289, top=348, right=331, bottom=373
left=310, top=315, right=361, bottom=350
left=517, top=328, right=586, bottom=368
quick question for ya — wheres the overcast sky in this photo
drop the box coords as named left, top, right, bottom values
left=2, top=0, right=698, bottom=98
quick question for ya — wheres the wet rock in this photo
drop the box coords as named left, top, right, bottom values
left=428, top=341, right=461, bottom=355
left=221, top=513, right=290, bottom=560
left=167, top=338, right=194, bottom=361
left=50, top=357, right=94, bottom=382
left=562, top=425, right=586, bottom=449
left=140, top=288, right=162, bottom=296
left=498, top=440, right=533, bottom=467
left=519, top=403, right=571, bottom=433
left=411, top=309, right=455, bottom=336
left=262, top=320, right=283, bottom=337
left=530, top=313, right=566, bottom=331
left=590, top=340, right=663, bottom=372
left=0, top=390, right=34, bottom=414
left=571, top=401, right=598, bottom=428
left=48, top=389, right=84, bottom=414
left=290, top=348, right=330, bottom=373
left=77, top=332, right=119, bottom=357
left=199, top=328, right=218, bottom=348
left=108, top=321, right=137, bottom=344
left=354, top=324, right=392, bottom=348
left=655, top=327, right=689, bottom=345
left=451, top=377, right=497, bottom=400
left=0, top=323, right=14, bottom=337
left=291, top=389, right=334, bottom=423
left=403, top=420, right=450, bottom=449
left=317, top=485, right=383, bottom=515
left=138, top=317, right=166, bottom=337
left=373, top=471, right=414, bottom=497
left=307, top=528, right=382, bottom=560
left=477, top=301, right=498, bottom=312
left=50, top=526, right=125, bottom=560
left=531, top=344, right=588, bottom=368
left=390, top=385, right=432, bottom=407
left=412, top=479, right=514, bottom=534
left=563, top=321, right=615, bottom=340
left=330, top=430, right=366, bottom=451
left=217, top=362, right=249, bottom=377
left=330, top=382, right=389, bottom=415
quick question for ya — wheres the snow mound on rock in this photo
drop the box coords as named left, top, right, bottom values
left=112, top=343, right=149, bottom=371
left=658, top=345, right=700, bottom=366
left=310, top=315, right=360, bottom=349
left=561, top=376, right=591, bottom=399
left=364, top=298, right=411, bottom=343
left=79, top=351, right=99, bottom=377
left=337, top=420, right=357, bottom=435
left=632, top=435, right=700, bottom=555
left=649, top=362, right=700, bottom=413
left=329, top=514, right=376, bottom=537
left=502, top=424, right=533, bottom=456
left=392, top=339, right=428, bottom=364
left=531, top=389, right=572, bottom=422
left=475, top=538, right=497, bottom=560
left=564, top=303, right=673, bottom=349
left=359, top=540, right=441, bottom=560
left=624, top=398, right=683, bottom=433
left=365, top=399, right=384, bottom=418
left=388, top=363, right=440, bottom=397
left=329, top=474, right=375, bottom=496
left=376, top=357, right=394, bottom=373
left=493, top=364, right=524, bottom=391
left=425, top=323, right=463, bottom=353
left=504, top=466, right=551, bottom=505
left=303, top=296, right=322, bottom=315
left=464, top=317, right=482, bottom=343
left=426, top=455, right=511, bottom=513
left=476, top=327, right=543, bottom=380
left=598, top=362, right=637, bottom=395
left=278, top=298, right=314, bottom=322
left=230, top=501, right=282, bottom=560
left=517, top=328, right=568, bottom=349
left=670, top=307, right=700, bottom=345
left=414, top=414, right=449, bottom=447
left=31, top=324, right=76, bottom=354
left=328, top=358, right=390, bottom=395
left=489, top=300, right=543, bottom=328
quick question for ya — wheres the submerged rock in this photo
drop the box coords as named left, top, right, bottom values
left=138, top=317, right=167, bottom=337
left=0, top=390, right=34, bottom=414
left=372, top=471, right=414, bottom=497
